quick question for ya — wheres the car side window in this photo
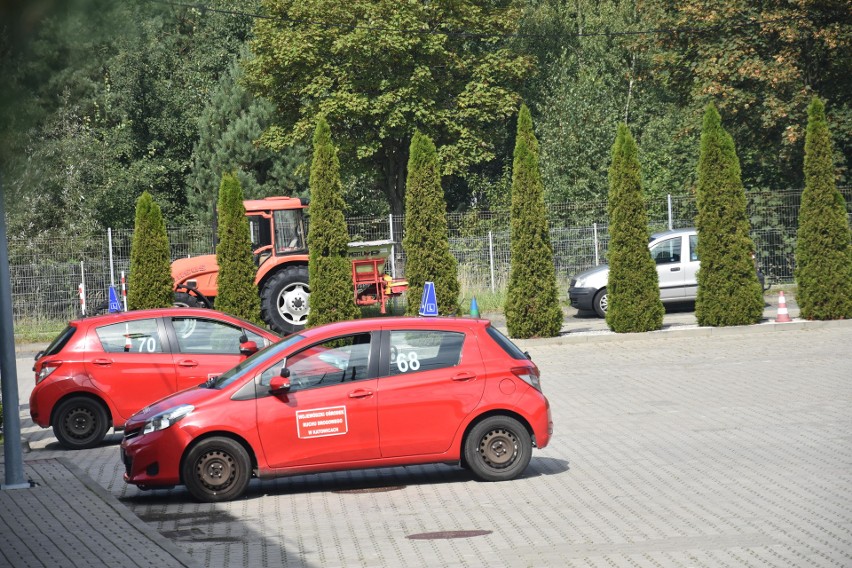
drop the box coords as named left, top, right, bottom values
left=258, top=333, right=372, bottom=391
left=172, top=318, right=244, bottom=354
left=388, top=330, right=464, bottom=375
left=650, top=237, right=682, bottom=264
left=689, top=234, right=699, bottom=262
left=243, top=328, right=269, bottom=348
left=96, top=319, right=163, bottom=353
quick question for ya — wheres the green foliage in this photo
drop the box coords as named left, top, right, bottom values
left=504, top=105, right=562, bottom=338
left=245, top=0, right=534, bottom=215
left=605, top=124, right=664, bottom=332
left=795, top=98, right=852, bottom=320
left=402, top=131, right=460, bottom=316
left=188, top=50, right=309, bottom=226
left=215, top=173, right=263, bottom=324
left=306, top=118, right=360, bottom=327
left=127, top=192, right=174, bottom=310
left=694, top=104, right=763, bottom=327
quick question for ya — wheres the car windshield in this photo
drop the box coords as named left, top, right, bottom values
left=209, top=334, right=304, bottom=389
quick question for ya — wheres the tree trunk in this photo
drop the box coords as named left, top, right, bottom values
left=380, top=141, right=408, bottom=217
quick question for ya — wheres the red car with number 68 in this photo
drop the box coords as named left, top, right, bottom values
left=120, top=317, right=553, bottom=502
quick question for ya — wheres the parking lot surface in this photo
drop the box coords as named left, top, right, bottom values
left=4, top=315, right=852, bottom=567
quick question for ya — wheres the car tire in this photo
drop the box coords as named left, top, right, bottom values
left=260, top=266, right=310, bottom=334
left=593, top=288, right=608, bottom=318
left=182, top=437, right=252, bottom=503
left=52, top=396, right=110, bottom=450
left=463, top=416, right=532, bottom=482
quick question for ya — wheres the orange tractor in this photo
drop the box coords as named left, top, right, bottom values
left=171, top=196, right=407, bottom=334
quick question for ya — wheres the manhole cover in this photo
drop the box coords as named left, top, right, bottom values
left=406, top=530, right=492, bottom=540
left=332, top=485, right=406, bottom=494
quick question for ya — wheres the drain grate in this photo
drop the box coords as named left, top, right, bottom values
left=332, top=485, right=406, bottom=494
left=406, top=530, right=492, bottom=540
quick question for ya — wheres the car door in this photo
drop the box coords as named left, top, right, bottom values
left=254, top=332, right=380, bottom=468
left=166, top=316, right=253, bottom=390
left=683, top=233, right=700, bottom=300
left=376, top=328, right=486, bottom=458
left=86, top=317, right=175, bottom=420
left=650, top=235, right=687, bottom=299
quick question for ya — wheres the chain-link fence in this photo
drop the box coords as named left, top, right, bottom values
left=8, top=188, right=851, bottom=329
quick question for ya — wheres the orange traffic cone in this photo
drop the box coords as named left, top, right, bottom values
left=775, top=291, right=792, bottom=323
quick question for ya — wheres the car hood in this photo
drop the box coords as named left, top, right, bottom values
left=571, top=263, right=610, bottom=285
left=126, top=385, right=218, bottom=426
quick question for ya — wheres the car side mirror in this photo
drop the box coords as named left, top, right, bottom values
left=239, top=340, right=259, bottom=357
left=269, top=373, right=291, bottom=395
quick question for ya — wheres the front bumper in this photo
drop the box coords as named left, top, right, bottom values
left=121, top=425, right=192, bottom=488
left=568, top=285, right=597, bottom=311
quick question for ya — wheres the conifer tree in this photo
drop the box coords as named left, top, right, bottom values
left=504, top=104, right=562, bottom=338
left=215, top=173, right=263, bottom=324
left=795, top=98, right=852, bottom=319
left=128, top=191, right=173, bottom=310
left=306, top=117, right=360, bottom=327
left=694, top=104, right=764, bottom=326
left=605, top=124, right=664, bottom=332
left=403, top=131, right=460, bottom=316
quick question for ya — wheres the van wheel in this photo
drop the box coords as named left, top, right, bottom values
left=53, top=396, right=110, bottom=450
left=463, top=416, right=532, bottom=482
left=183, top=437, right=251, bottom=502
left=593, top=288, right=608, bottom=318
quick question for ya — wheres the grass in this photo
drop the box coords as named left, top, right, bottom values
left=13, top=318, right=68, bottom=345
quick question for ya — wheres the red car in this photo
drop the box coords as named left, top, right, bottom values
left=121, top=317, right=553, bottom=502
left=30, top=308, right=279, bottom=450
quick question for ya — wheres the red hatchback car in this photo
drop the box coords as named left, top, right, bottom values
left=121, top=317, right=552, bottom=502
left=31, top=308, right=279, bottom=450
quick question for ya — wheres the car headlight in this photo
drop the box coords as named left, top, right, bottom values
left=142, top=404, right=194, bottom=435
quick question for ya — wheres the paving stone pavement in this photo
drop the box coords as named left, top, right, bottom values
left=4, top=308, right=851, bottom=567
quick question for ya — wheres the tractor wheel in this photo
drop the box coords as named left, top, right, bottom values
left=173, top=292, right=200, bottom=308
left=260, top=266, right=310, bottom=334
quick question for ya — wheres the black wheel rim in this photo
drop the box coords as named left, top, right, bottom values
left=478, top=428, right=519, bottom=469
left=196, top=449, right=238, bottom=492
left=63, top=406, right=97, bottom=441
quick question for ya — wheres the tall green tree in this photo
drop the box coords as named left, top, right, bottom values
left=127, top=191, right=173, bottom=310
left=605, top=124, right=664, bottom=332
left=795, top=98, right=852, bottom=320
left=306, top=118, right=360, bottom=327
left=215, top=173, right=263, bottom=324
left=244, top=0, right=534, bottom=216
left=694, top=104, right=763, bottom=327
left=188, top=50, right=308, bottom=226
left=504, top=104, right=562, bottom=338
left=403, top=131, right=460, bottom=317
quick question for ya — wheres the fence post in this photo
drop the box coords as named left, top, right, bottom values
left=488, top=230, right=495, bottom=293
left=108, top=227, right=115, bottom=286
left=593, top=223, right=600, bottom=266
left=388, top=214, right=396, bottom=278
left=667, top=194, right=673, bottom=230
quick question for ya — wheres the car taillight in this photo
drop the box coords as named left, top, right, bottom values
left=512, top=366, right=541, bottom=391
left=36, top=361, right=61, bottom=384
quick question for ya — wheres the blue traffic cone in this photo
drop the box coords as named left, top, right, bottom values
left=469, top=296, right=480, bottom=318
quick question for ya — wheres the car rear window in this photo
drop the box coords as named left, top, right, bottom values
left=42, top=325, right=77, bottom=357
left=486, top=326, right=529, bottom=361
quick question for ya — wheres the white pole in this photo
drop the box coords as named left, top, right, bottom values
left=388, top=214, right=396, bottom=278
left=108, top=227, right=115, bottom=286
left=120, top=271, right=128, bottom=312
left=593, top=223, right=600, bottom=266
left=488, top=231, right=495, bottom=293
left=667, top=194, right=673, bottom=230
left=79, top=261, right=86, bottom=316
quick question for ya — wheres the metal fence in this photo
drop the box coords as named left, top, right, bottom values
left=7, top=188, right=851, bottom=328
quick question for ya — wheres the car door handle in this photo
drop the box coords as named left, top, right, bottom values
left=452, top=372, right=476, bottom=382
left=348, top=389, right=374, bottom=399
left=177, top=359, right=199, bottom=368
left=670, top=267, right=681, bottom=272
left=91, top=358, right=113, bottom=366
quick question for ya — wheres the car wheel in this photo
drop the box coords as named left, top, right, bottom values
left=593, top=288, right=608, bottom=318
left=182, top=437, right=251, bottom=502
left=463, top=416, right=532, bottom=482
left=52, top=396, right=110, bottom=450
left=260, top=266, right=310, bottom=334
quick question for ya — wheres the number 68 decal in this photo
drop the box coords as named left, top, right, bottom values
left=395, top=351, right=420, bottom=373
